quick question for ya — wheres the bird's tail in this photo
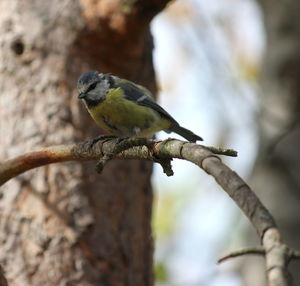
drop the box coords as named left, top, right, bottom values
left=168, top=123, right=203, bottom=142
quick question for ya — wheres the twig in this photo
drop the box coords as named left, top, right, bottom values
left=218, top=247, right=265, bottom=263
left=203, top=145, right=237, bottom=157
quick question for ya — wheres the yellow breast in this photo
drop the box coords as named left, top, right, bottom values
left=88, top=88, right=170, bottom=137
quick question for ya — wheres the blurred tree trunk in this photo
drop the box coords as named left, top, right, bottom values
left=243, top=0, right=300, bottom=285
left=0, top=1, right=170, bottom=285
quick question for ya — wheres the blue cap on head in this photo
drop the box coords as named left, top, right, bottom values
left=78, top=71, right=99, bottom=85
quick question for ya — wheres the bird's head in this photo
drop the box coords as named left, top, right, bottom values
left=77, top=71, right=113, bottom=107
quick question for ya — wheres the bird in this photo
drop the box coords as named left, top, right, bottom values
left=77, top=71, right=203, bottom=145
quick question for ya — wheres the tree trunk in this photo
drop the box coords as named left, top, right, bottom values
left=0, top=1, right=169, bottom=285
left=244, top=0, right=300, bottom=284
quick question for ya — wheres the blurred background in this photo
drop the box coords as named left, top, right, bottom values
left=151, top=0, right=300, bottom=285
left=1, top=0, right=299, bottom=285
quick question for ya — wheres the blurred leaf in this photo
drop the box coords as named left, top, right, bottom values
left=155, top=261, right=168, bottom=282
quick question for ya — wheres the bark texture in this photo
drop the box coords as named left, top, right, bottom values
left=0, top=1, right=169, bottom=285
left=244, top=0, right=300, bottom=285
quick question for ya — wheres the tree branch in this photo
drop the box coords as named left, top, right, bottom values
left=218, top=247, right=265, bottom=263
left=0, top=138, right=297, bottom=285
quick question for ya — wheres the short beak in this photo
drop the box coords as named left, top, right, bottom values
left=78, top=93, right=85, bottom=99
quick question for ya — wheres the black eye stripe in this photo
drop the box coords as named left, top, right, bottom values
left=86, top=82, right=97, bottom=93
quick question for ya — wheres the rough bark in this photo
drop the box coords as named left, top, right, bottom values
left=244, top=0, right=300, bottom=285
left=0, top=1, right=170, bottom=285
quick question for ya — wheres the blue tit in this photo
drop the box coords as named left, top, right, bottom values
left=77, top=71, right=203, bottom=143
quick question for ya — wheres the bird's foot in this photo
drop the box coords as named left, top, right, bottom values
left=95, top=137, right=151, bottom=174
left=115, top=136, right=131, bottom=144
left=87, top=135, right=117, bottom=150
left=95, top=136, right=131, bottom=173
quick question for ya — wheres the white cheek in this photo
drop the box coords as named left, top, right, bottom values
left=87, top=91, right=100, bottom=101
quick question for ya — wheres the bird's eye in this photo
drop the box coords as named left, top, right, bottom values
left=86, top=82, right=97, bottom=93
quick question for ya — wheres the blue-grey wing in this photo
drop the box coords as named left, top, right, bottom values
left=115, top=78, right=178, bottom=124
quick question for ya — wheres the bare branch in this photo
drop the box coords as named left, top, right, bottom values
left=0, top=139, right=236, bottom=186
left=263, top=228, right=293, bottom=286
left=0, top=138, right=297, bottom=285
